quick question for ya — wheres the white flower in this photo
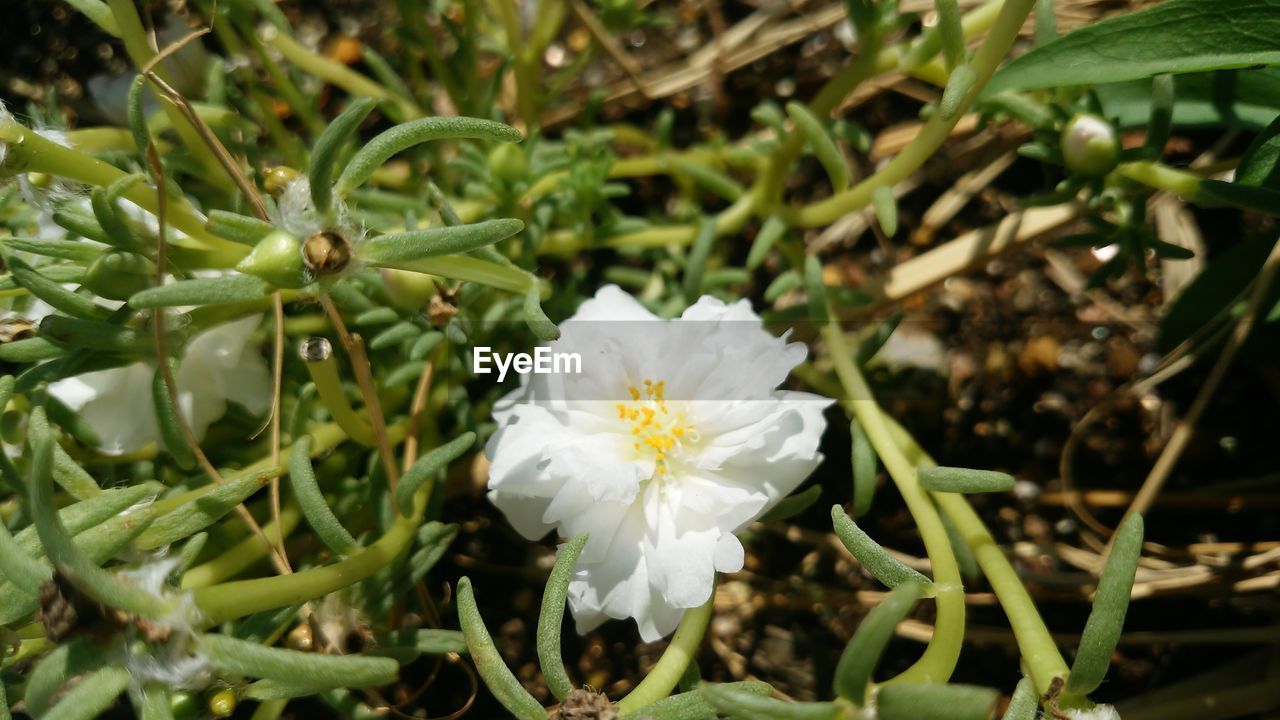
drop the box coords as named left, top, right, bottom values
left=485, top=286, right=831, bottom=641
left=1064, top=705, right=1121, bottom=720
left=47, top=314, right=272, bottom=455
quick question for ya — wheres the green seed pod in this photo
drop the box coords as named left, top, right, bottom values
left=380, top=268, right=439, bottom=309
left=80, top=249, right=157, bottom=299
left=487, top=142, right=528, bottom=184
left=235, top=230, right=313, bottom=289
left=169, top=691, right=199, bottom=720
left=1061, top=114, right=1120, bottom=177
left=263, top=166, right=301, bottom=196
left=207, top=689, right=236, bottom=718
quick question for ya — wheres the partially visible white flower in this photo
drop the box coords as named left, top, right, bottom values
left=1064, top=705, right=1121, bottom=720
left=47, top=314, right=271, bottom=456
left=486, top=286, right=831, bottom=641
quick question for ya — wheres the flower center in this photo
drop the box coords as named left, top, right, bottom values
left=615, top=379, right=697, bottom=475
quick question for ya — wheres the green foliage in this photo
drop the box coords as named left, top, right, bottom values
left=988, top=0, right=1280, bottom=92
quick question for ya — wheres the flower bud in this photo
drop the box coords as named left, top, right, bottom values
left=487, top=142, right=527, bottom=184
left=380, top=268, right=439, bottom=309
left=235, top=230, right=314, bottom=289
left=169, top=691, right=199, bottom=720
left=1061, top=113, right=1120, bottom=177
left=83, top=251, right=156, bottom=301
left=264, top=165, right=301, bottom=195
left=207, top=689, right=236, bottom=718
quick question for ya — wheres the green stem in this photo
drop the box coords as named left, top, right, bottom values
left=821, top=319, right=965, bottom=685
left=592, top=189, right=758, bottom=252
left=615, top=590, right=715, bottom=712
left=180, top=502, right=302, bottom=589
left=0, top=119, right=235, bottom=251
left=263, top=27, right=421, bottom=122
left=106, top=0, right=231, bottom=190
left=192, top=445, right=413, bottom=626
left=881, top=416, right=1069, bottom=697
left=1116, top=161, right=1206, bottom=201
left=788, top=0, right=1037, bottom=227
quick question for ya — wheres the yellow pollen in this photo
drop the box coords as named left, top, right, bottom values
left=617, top=377, right=695, bottom=477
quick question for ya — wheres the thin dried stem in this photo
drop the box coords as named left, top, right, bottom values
left=270, top=293, right=291, bottom=571
left=402, top=359, right=437, bottom=473
left=145, top=144, right=290, bottom=576
left=1116, top=238, right=1280, bottom=550
left=319, top=294, right=402, bottom=491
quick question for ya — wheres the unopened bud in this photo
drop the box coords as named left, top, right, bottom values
left=83, top=251, right=156, bottom=301
left=1061, top=114, right=1120, bottom=177
left=380, top=268, right=439, bottom=309
left=235, top=230, right=313, bottom=289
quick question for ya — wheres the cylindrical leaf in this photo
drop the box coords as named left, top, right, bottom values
left=289, top=434, right=358, bottom=554
left=831, top=505, right=932, bottom=590
left=683, top=219, right=717, bottom=299
left=939, top=65, right=978, bottom=121
left=918, top=466, right=1015, bottom=494
left=129, top=275, right=270, bottom=309
left=135, top=471, right=271, bottom=549
left=621, top=681, right=772, bottom=720
left=746, top=214, right=787, bottom=271
left=1001, top=677, right=1038, bottom=720
left=152, top=359, right=197, bottom=470
left=357, top=219, right=525, bottom=265
left=850, top=419, right=877, bottom=517
left=523, top=288, right=560, bottom=342
left=872, top=185, right=899, bottom=237
left=334, top=117, right=522, bottom=198
left=396, top=432, right=476, bottom=516
left=1066, top=512, right=1144, bottom=695
left=456, top=577, right=546, bottom=720
left=758, top=485, right=822, bottom=523
left=698, top=682, right=841, bottom=720
left=677, top=161, right=745, bottom=201
left=310, top=98, right=379, bottom=213
left=787, top=102, right=848, bottom=191
left=202, top=633, right=399, bottom=688
left=804, top=255, right=828, bottom=323
left=876, top=683, right=999, bottom=720
left=2, top=253, right=109, bottom=320
left=537, top=533, right=588, bottom=700
left=28, top=412, right=171, bottom=618
left=935, top=0, right=966, bottom=69
left=42, top=665, right=130, bottom=720
left=207, top=210, right=274, bottom=245
left=833, top=581, right=922, bottom=703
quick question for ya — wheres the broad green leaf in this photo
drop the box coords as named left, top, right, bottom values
left=1158, top=232, right=1279, bottom=353
left=1236, top=113, right=1280, bottom=189
left=1098, top=70, right=1280, bottom=132
left=987, top=0, right=1280, bottom=94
